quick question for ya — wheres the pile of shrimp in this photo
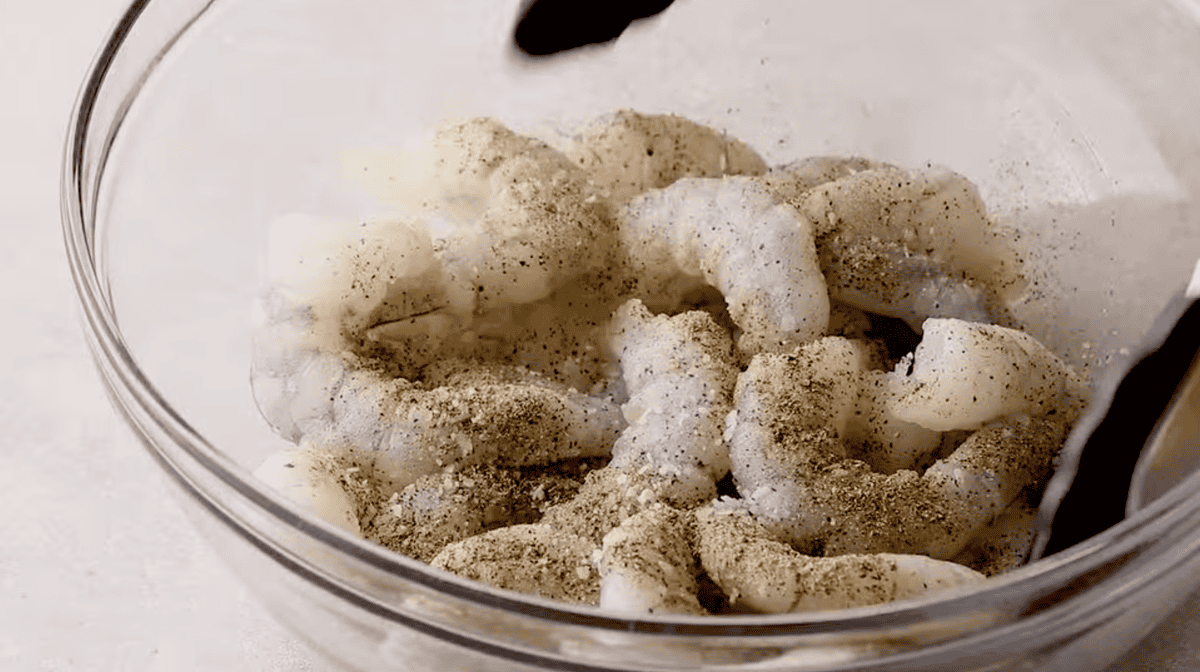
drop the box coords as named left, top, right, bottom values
left=250, top=110, right=1087, bottom=615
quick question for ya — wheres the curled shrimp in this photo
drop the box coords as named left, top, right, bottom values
left=617, top=176, right=830, bottom=354
left=539, top=465, right=678, bottom=551
left=253, top=111, right=1079, bottom=614
left=757, top=156, right=891, bottom=205
left=605, top=299, right=740, bottom=505
left=845, top=369, right=944, bottom=474
left=251, top=118, right=636, bottom=491
left=951, top=489, right=1041, bottom=577
left=695, top=505, right=986, bottom=614
left=294, top=361, right=624, bottom=493
left=257, top=117, right=620, bottom=375
left=886, top=318, right=1087, bottom=432
left=796, top=165, right=1027, bottom=330
left=727, top=335, right=1067, bottom=559
left=251, top=214, right=455, bottom=439
left=254, top=235, right=625, bottom=495
left=349, top=117, right=619, bottom=317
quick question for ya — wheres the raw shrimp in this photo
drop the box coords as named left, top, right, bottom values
left=256, top=116, right=620, bottom=376
left=374, top=461, right=589, bottom=562
left=428, top=119, right=617, bottom=315
left=259, top=213, right=448, bottom=353
left=694, top=505, right=986, bottom=614
left=462, top=280, right=622, bottom=396
left=727, top=335, right=1066, bottom=559
left=951, top=489, right=1041, bottom=577
left=251, top=118, right=636, bottom=491
left=599, top=503, right=706, bottom=615
left=430, top=523, right=600, bottom=604
left=569, top=109, right=768, bottom=206
left=251, top=109, right=1084, bottom=614
left=797, top=165, right=1026, bottom=330
left=297, top=361, right=624, bottom=492
left=886, top=318, right=1086, bottom=432
left=605, top=299, right=739, bottom=505
left=251, top=214, right=457, bottom=438
left=539, top=466, right=670, bottom=547
left=618, top=176, right=830, bottom=354
left=255, top=271, right=625, bottom=494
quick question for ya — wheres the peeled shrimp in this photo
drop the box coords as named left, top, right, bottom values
left=694, top=505, right=986, bottom=614
left=255, top=117, right=619, bottom=383
left=252, top=213, right=455, bottom=430
left=376, top=461, right=586, bottom=562
left=347, top=117, right=619, bottom=317
left=569, top=109, right=768, bottom=206
left=539, top=466, right=669, bottom=546
left=618, top=176, right=830, bottom=354
left=727, top=336, right=1066, bottom=559
left=427, top=119, right=617, bottom=315
left=255, top=306, right=625, bottom=492
left=886, top=318, right=1086, bottom=432
left=253, top=111, right=1078, bottom=615
left=251, top=119, right=635, bottom=491
left=606, top=299, right=740, bottom=505
left=797, top=165, right=1026, bottom=329
left=430, top=523, right=600, bottom=604
left=599, top=503, right=706, bottom=615
left=951, top=490, right=1041, bottom=577
left=296, top=361, right=624, bottom=492
left=255, top=264, right=624, bottom=493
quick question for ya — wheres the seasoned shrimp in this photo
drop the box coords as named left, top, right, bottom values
left=255, top=273, right=625, bottom=494
left=599, top=503, right=706, bottom=615
left=400, top=117, right=619, bottom=317
left=251, top=109, right=1087, bottom=614
left=297, top=361, right=624, bottom=492
left=797, top=165, right=1026, bottom=329
left=728, top=336, right=1066, bottom=559
left=251, top=214, right=457, bottom=438
left=431, top=523, right=600, bottom=604
left=569, top=109, right=768, bottom=206
left=618, top=176, right=830, bottom=353
left=951, top=489, right=1041, bottom=577
left=606, top=300, right=740, bottom=505
left=251, top=119, right=634, bottom=491
left=373, top=461, right=589, bottom=562
left=257, top=118, right=619, bottom=376
left=695, top=505, right=986, bottom=614
left=886, top=318, right=1086, bottom=432
left=539, top=466, right=668, bottom=546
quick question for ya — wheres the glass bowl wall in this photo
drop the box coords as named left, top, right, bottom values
left=64, top=0, right=1200, bottom=669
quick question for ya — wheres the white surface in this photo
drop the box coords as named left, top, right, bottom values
left=1, top=1, right=1198, bottom=670
left=1, top=2, right=324, bottom=670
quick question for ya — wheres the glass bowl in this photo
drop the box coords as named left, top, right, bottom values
left=62, top=0, right=1200, bottom=669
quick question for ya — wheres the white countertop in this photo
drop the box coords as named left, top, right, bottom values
left=2, top=2, right=1198, bottom=670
